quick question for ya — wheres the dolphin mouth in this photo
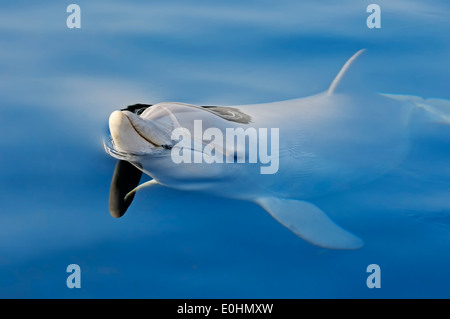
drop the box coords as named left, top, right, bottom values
left=106, top=110, right=172, bottom=159
left=103, top=136, right=154, bottom=161
left=121, top=112, right=159, bottom=147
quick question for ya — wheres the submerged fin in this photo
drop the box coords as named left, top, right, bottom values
left=256, top=197, right=364, bottom=249
left=109, top=160, right=143, bottom=218
left=327, top=49, right=366, bottom=96
left=380, top=93, right=450, bottom=124
left=124, top=179, right=159, bottom=202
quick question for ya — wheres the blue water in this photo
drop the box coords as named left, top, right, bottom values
left=0, top=0, right=449, bottom=298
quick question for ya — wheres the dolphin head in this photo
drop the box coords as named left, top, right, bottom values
left=108, top=105, right=174, bottom=155
left=105, top=102, right=254, bottom=218
left=105, top=102, right=252, bottom=188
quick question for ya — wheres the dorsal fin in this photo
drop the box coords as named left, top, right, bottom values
left=327, top=49, right=365, bottom=96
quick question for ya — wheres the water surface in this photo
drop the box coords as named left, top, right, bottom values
left=0, top=0, right=449, bottom=298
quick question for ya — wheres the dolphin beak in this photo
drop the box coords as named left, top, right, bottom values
left=109, top=110, right=171, bottom=153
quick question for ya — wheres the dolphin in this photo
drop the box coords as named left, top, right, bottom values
left=104, top=49, right=450, bottom=249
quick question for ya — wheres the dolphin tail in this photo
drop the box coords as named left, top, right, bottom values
left=255, top=197, right=364, bottom=250
left=379, top=93, right=450, bottom=124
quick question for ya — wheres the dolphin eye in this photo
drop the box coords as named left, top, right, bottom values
left=121, top=104, right=152, bottom=115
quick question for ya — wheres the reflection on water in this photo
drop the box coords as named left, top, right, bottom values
left=0, top=0, right=449, bottom=298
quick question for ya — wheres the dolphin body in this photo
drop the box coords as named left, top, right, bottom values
left=104, top=50, right=449, bottom=249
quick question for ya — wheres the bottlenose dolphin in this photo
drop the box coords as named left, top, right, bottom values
left=104, top=50, right=449, bottom=249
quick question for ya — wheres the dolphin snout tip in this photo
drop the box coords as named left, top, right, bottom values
left=109, top=111, right=124, bottom=141
left=108, top=110, right=140, bottom=151
left=109, top=110, right=137, bottom=139
left=108, top=109, right=168, bottom=153
left=109, top=110, right=124, bottom=131
left=109, top=110, right=127, bottom=130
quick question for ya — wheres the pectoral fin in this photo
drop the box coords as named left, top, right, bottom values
left=124, top=179, right=159, bottom=202
left=256, top=197, right=363, bottom=249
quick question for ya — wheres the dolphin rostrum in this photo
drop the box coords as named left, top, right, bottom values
left=104, top=49, right=450, bottom=249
